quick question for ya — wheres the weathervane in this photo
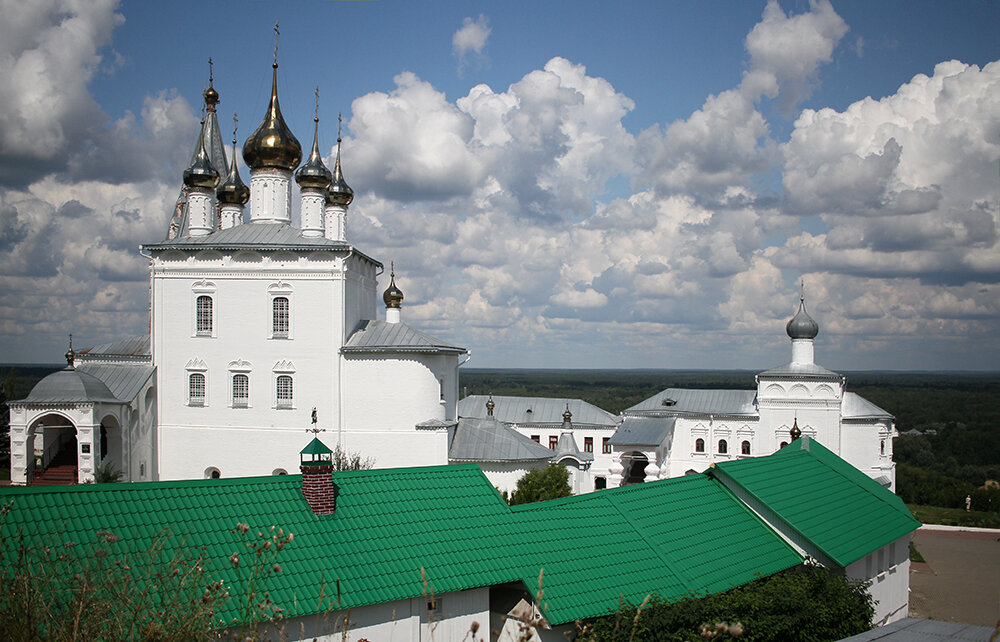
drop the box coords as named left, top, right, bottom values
left=307, top=407, right=326, bottom=435
left=232, top=112, right=238, bottom=142
left=208, top=57, right=213, bottom=84
left=338, top=112, right=343, bottom=143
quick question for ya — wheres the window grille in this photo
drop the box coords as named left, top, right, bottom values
left=196, top=296, right=213, bottom=335
left=584, top=437, right=594, bottom=453
left=276, top=375, right=293, bottom=408
left=272, top=297, right=289, bottom=337
left=188, top=373, right=205, bottom=406
left=232, top=374, right=249, bottom=408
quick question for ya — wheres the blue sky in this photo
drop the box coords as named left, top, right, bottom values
left=1, top=0, right=999, bottom=370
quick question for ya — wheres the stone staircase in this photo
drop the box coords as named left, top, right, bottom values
left=31, top=449, right=78, bottom=486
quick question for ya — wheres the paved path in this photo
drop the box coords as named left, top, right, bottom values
left=909, top=527, right=1000, bottom=628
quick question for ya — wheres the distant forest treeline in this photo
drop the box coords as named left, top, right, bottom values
left=4, top=365, right=999, bottom=511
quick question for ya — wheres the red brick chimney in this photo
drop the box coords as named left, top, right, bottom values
left=300, top=438, right=336, bottom=516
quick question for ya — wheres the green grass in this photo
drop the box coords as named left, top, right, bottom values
left=907, top=504, right=1000, bottom=529
left=909, top=541, right=925, bottom=563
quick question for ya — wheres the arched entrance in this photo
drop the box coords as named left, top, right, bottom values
left=621, top=451, right=649, bottom=485
left=28, top=413, right=78, bottom=485
left=99, top=414, right=123, bottom=478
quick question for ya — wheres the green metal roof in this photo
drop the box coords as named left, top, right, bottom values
left=299, top=437, right=333, bottom=455
left=0, top=462, right=805, bottom=627
left=710, top=437, right=920, bottom=568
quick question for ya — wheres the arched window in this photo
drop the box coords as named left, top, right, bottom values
left=272, top=297, right=289, bottom=337
left=188, top=373, right=205, bottom=406
left=741, top=440, right=751, bottom=455
left=205, top=467, right=221, bottom=479
left=276, top=375, right=293, bottom=408
left=718, top=439, right=728, bottom=454
left=780, top=441, right=789, bottom=449
left=695, top=438, right=705, bottom=453
left=232, top=374, right=249, bottom=408
left=880, top=439, right=885, bottom=455
left=196, top=295, right=213, bottom=335
left=272, top=469, right=288, bottom=476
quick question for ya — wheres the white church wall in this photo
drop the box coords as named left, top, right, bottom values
left=258, top=586, right=491, bottom=642
left=664, top=416, right=761, bottom=478
left=475, top=461, right=548, bottom=496
left=845, top=534, right=911, bottom=625
left=342, top=256, right=378, bottom=338
left=841, top=420, right=897, bottom=490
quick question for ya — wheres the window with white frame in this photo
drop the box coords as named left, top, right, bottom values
left=196, top=295, right=213, bottom=335
left=741, top=440, right=751, bottom=455
left=232, top=373, right=249, bottom=408
left=272, top=297, right=289, bottom=338
left=188, top=373, right=206, bottom=406
left=695, top=438, right=705, bottom=453
left=276, top=375, right=293, bottom=408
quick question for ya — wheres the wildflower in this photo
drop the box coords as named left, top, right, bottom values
left=730, top=622, right=744, bottom=637
left=236, top=522, right=250, bottom=534
left=272, top=563, right=282, bottom=573
left=229, top=552, right=240, bottom=568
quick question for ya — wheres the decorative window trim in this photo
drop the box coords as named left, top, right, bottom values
left=268, top=282, right=293, bottom=340
left=695, top=438, right=705, bottom=453
left=185, top=358, right=209, bottom=407
left=272, top=360, right=295, bottom=409
left=228, top=359, right=252, bottom=409
left=548, top=436, right=558, bottom=450
left=275, top=374, right=294, bottom=410
left=584, top=436, right=594, bottom=453
left=718, top=439, right=728, bottom=454
left=192, top=281, right=217, bottom=338
left=602, top=437, right=612, bottom=454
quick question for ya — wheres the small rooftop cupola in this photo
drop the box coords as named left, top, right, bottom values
left=218, top=113, right=250, bottom=229
left=790, top=417, right=802, bottom=441
left=383, top=263, right=404, bottom=324
left=183, top=113, right=221, bottom=236
left=65, top=334, right=76, bottom=370
left=562, top=404, right=572, bottom=429
left=486, top=394, right=495, bottom=416
left=297, top=88, right=333, bottom=237
left=786, top=285, right=819, bottom=365
left=300, top=436, right=336, bottom=516
left=243, top=25, right=301, bottom=225
left=324, top=113, right=354, bottom=241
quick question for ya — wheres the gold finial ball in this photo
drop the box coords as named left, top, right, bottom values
left=327, top=174, right=354, bottom=207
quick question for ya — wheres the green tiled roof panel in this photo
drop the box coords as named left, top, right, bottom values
left=715, top=439, right=920, bottom=567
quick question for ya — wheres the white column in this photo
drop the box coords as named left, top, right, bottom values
left=8, top=410, right=28, bottom=485
left=77, top=423, right=98, bottom=483
left=324, top=204, right=347, bottom=241
left=249, top=169, right=293, bottom=224
left=187, top=189, right=216, bottom=236
left=386, top=307, right=401, bottom=324
left=608, top=458, right=624, bottom=488
left=301, top=189, right=325, bottom=237
left=219, top=204, right=243, bottom=229
left=791, top=338, right=815, bottom=364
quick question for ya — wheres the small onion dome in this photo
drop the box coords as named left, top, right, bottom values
left=217, top=143, right=249, bottom=205
left=183, top=127, right=220, bottom=190
left=790, top=418, right=802, bottom=441
left=203, top=84, right=219, bottom=112
left=243, top=64, right=302, bottom=171
left=563, top=404, right=572, bottom=423
left=383, top=269, right=404, bottom=309
left=486, top=395, right=495, bottom=416
left=326, top=136, right=353, bottom=206
left=295, top=118, right=333, bottom=190
left=786, top=297, right=819, bottom=340
left=65, top=347, right=76, bottom=369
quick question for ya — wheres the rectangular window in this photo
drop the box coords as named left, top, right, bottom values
left=188, top=373, right=205, bottom=406
left=276, top=375, right=293, bottom=409
left=196, top=295, right=213, bottom=335
left=232, top=373, right=249, bottom=408
left=548, top=436, right=558, bottom=450
left=594, top=477, right=607, bottom=490
left=272, top=297, right=289, bottom=338
left=584, top=437, right=593, bottom=453
left=530, top=435, right=540, bottom=443
left=602, top=437, right=612, bottom=454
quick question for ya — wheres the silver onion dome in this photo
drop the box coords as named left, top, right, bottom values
left=786, top=297, right=819, bottom=340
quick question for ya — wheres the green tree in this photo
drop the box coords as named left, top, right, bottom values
left=583, top=564, right=874, bottom=642
left=509, top=463, right=571, bottom=505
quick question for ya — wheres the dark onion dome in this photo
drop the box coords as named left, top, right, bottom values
left=786, top=297, right=819, bottom=340
left=243, top=64, right=302, bottom=171
left=203, top=58, right=219, bottom=111
left=383, top=267, right=404, bottom=308
left=183, top=123, right=220, bottom=190
left=295, top=117, right=333, bottom=190
left=790, top=418, right=802, bottom=441
left=326, top=133, right=354, bottom=207
left=217, top=135, right=249, bottom=205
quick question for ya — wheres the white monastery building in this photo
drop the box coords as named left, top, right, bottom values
left=7, top=59, right=896, bottom=496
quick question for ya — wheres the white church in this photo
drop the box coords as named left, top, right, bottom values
left=7, top=61, right=896, bottom=494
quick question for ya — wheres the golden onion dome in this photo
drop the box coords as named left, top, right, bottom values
left=203, top=58, right=220, bottom=112
left=326, top=117, right=354, bottom=207
left=295, top=116, right=333, bottom=190
left=183, top=121, right=220, bottom=190
left=243, top=63, right=302, bottom=172
left=218, top=131, right=250, bottom=206
left=383, top=265, right=404, bottom=309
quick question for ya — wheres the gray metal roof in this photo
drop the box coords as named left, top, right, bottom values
left=18, top=368, right=120, bottom=404
left=837, top=617, right=994, bottom=641
left=458, top=395, right=619, bottom=427
left=448, top=416, right=555, bottom=462
left=758, top=362, right=841, bottom=378
left=842, top=392, right=893, bottom=420
left=609, top=416, right=676, bottom=447
left=625, top=389, right=758, bottom=416
left=143, top=223, right=378, bottom=264
left=343, top=320, right=466, bottom=354
left=78, top=364, right=154, bottom=403
left=77, top=335, right=150, bottom=360
left=553, top=431, right=593, bottom=463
